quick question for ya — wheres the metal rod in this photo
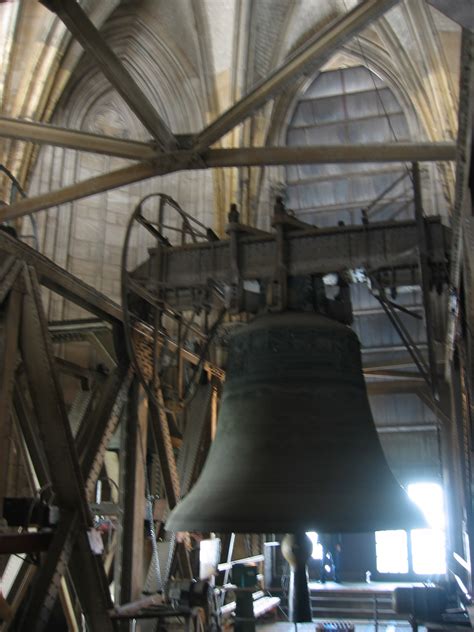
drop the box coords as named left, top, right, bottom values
left=374, top=291, right=431, bottom=386
left=412, top=161, right=440, bottom=400
left=384, top=297, right=423, bottom=320
left=366, top=171, right=408, bottom=215
left=218, top=553, right=264, bottom=572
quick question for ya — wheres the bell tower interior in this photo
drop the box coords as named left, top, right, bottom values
left=0, top=0, right=473, bottom=630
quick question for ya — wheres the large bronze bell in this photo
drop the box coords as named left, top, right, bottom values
left=167, top=312, right=425, bottom=534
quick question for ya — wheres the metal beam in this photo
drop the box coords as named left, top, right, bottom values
left=202, top=143, right=457, bottom=167
left=13, top=385, right=51, bottom=488
left=18, top=266, right=113, bottom=631
left=0, top=115, right=457, bottom=168
left=54, top=356, right=105, bottom=384
left=40, top=0, right=177, bottom=151
left=12, top=512, right=79, bottom=632
left=0, top=532, right=53, bottom=555
left=413, top=161, right=439, bottom=399
left=116, top=380, right=147, bottom=604
left=0, top=256, right=24, bottom=304
left=0, top=160, right=165, bottom=222
left=78, top=367, right=132, bottom=501
left=149, top=382, right=181, bottom=510
left=68, top=533, right=114, bottom=632
left=142, top=216, right=449, bottom=290
left=0, top=143, right=456, bottom=221
left=0, top=231, right=224, bottom=379
left=0, top=117, right=158, bottom=160
left=446, top=29, right=473, bottom=369
left=0, top=283, right=22, bottom=516
left=0, top=230, right=124, bottom=323
left=193, top=0, right=399, bottom=150
left=20, top=268, right=108, bottom=517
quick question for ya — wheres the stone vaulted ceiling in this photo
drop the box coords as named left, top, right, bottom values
left=0, top=0, right=462, bottom=216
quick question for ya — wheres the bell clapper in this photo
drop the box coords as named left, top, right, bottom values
left=281, top=532, right=313, bottom=623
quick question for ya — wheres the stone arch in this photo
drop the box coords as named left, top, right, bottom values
left=28, top=3, right=216, bottom=319
left=254, top=20, right=454, bottom=225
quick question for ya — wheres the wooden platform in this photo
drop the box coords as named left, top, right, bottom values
left=307, top=581, right=425, bottom=621
left=307, top=582, right=425, bottom=592
left=256, top=624, right=423, bottom=632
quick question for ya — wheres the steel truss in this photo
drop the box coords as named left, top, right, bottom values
left=0, top=233, right=219, bottom=629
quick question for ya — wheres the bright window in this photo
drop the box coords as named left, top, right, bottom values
left=375, top=530, right=409, bottom=573
left=408, top=482, right=446, bottom=575
left=376, top=482, right=446, bottom=575
left=306, top=531, right=323, bottom=560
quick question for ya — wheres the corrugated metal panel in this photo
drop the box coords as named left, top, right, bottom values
left=371, top=394, right=440, bottom=482
left=369, top=394, right=436, bottom=426
left=353, top=311, right=426, bottom=348
left=380, top=432, right=441, bottom=483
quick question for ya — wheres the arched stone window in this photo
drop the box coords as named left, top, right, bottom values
left=285, top=66, right=414, bottom=227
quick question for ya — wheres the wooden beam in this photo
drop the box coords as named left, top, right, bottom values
left=0, top=143, right=456, bottom=221
left=193, top=0, right=400, bottom=150
left=40, top=0, right=177, bottom=151
left=0, top=117, right=158, bottom=160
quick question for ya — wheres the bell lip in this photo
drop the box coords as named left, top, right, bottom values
left=165, top=513, right=428, bottom=534
left=165, top=523, right=427, bottom=534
